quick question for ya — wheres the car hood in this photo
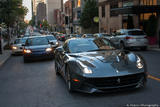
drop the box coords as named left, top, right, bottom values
left=25, top=45, right=51, bottom=50
left=68, top=50, right=144, bottom=77
left=12, top=44, right=22, bottom=47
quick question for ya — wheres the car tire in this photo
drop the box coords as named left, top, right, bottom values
left=55, top=61, right=60, bottom=75
left=141, top=46, right=147, bottom=51
left=66, top=66, right=74, bottom=92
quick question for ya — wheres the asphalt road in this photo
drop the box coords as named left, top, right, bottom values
left=0, top=50, right=160, bottom=107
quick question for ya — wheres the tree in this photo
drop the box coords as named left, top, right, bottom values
left=0, top=0, right=28, bottom=44
left=80, top=0, right=98, bottom=29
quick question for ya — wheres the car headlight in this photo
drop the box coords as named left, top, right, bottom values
left=23, top=49, right=32, bottom=54
left=56, top=42, right=58, bottom=45
left=12, top=46, right=17, bottom=50
left=83, top=68, right=92, bottom=74
left=137, top=56, right=143, bottom=69
left=46, top=48, right=52, bottom=52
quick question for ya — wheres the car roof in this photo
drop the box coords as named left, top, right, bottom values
left=67, top=38, right=94, bottom=42
left=26, top=36, right=46, bottom=39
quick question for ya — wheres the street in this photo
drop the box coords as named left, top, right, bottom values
left=0, top=50, right=160, bottom=107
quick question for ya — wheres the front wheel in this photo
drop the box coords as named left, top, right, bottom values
left=55, top=60, right=60, bottom=75
left=141, top=46, right=147, bottom=51
left=66, top=67, right=74, bottom=92
left=120, top=42, right=125, bottom=50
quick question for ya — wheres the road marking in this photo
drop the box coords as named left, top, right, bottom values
left=148, top=75, right=160, bottom=82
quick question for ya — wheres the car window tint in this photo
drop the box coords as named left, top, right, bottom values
left=46, top=36, right=56, bottom=40
left=69, top=39, right=98, bottom=53
left=14, top=39, right=20, bottom=44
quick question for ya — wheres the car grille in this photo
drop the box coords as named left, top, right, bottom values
left=85, top=73, right=145, bottom=88
left=32, top=49, right=45, bottom=52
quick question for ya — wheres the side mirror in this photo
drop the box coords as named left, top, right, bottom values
left=22, top=44, right=25, bottom=46
left=57, top=47, right=64, bottom=52
left=49, top=41, right=54, bottom=45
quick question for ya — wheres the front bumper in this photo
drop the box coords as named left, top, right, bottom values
left=71, top=72, right=147, bottom=93
left=23, top=52, right=54, bottom=60
left=125, top=41, right=148, bottom=48
left=12, top=49, right=23, bottom=54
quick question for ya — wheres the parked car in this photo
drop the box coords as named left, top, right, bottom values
left=23, top=36, right=54, bottom=62
left=94, top=33, right=111, bottom=39
left=11, top=37, right=28, bottom=55
left=82, top=34, right=94, bottom=38
left=67, top=34, right=81, bottom=39
left=45, top=35, right=59, bottom=48
left=54, top=38, right=147, bottom=93
left=57, top=33, right=66, bottom=41
left=110, top=29, right=148, bottom=50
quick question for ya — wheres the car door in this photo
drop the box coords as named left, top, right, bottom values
left=58, top=43, right=69, bottom=77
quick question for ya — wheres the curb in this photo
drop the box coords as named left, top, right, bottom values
left=0, top=51, right=11, bottom=67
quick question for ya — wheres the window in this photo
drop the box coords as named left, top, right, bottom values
left=102, top=6, right=105, bottom=17
left=110, top=2, right=118, bottom=16
left=77, top=11, right=81, bottom=19
left=110, top=2, right=118, bottom=9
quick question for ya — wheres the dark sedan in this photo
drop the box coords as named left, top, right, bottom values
left=23, top=36, right=54, bottom=62
left=54, top=38, right=147, bottom=93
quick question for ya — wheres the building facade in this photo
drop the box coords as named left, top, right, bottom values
left=99, top=0, right=160, bottom=35
left=45, top=0, right=62, bottom=25
left=36, top=2, right=46, bottom=22
left=72, top=0, right=87, bottom=34
left=64, top=0, right=73, bottom=34
left=32, top=0, right=45, bottom=15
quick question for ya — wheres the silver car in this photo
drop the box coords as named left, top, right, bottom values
left=45, top=35, right=59, bottom=48
left=94, top=33, right=111, bottom=39
left=110, top=29, right=148, bottom=50
left=11, top=37, right=28, bottom=55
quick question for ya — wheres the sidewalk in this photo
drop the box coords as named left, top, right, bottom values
left=0, top=36, right=16, bottom=67
left=0, top=50, right=11, bottom=67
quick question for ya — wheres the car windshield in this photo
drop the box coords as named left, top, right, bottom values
left=68, top=38, right=115, bottom=53
left=20, top=38, right=27, bottom=44
left=46, top=36, right=56, bottom=40
left=27, top=37, right=49, bottom=46
left=14, top=38, right=26, bottom=44
left=128, top=30, right=145, bottom=35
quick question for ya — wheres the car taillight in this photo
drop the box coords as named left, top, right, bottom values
left=126, top=36, right=134, bottom=39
